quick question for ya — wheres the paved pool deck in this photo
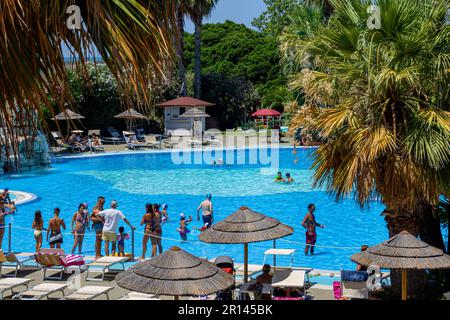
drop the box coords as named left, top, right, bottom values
left=0, top=254, right=336, bottom=300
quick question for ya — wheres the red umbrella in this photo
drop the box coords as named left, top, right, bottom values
left=251, top=109, right=282, bottom=117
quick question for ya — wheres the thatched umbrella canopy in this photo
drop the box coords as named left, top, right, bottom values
left=51, top=109, right=85, bottom=121
left=351, top=231, right=450, bottom=300
left=116, top=246, right=234, bottom=299
left=199, top=206, right=294, bottom=283
left=179, top=108, right=211, bottom=141
left=114, top=108, right=148, bottom=131
left=51, top=109, right=85, bottom=136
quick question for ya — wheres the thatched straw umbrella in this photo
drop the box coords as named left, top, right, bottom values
left=114, top=108, right=148, bottom=131
left=51, top=109, right=85, bottom=136
left=199, top=206, right=294, bottom=283
left=179, top=108, right=211, bottom=142
left=116, top=246, right=234, bottom=300
left=351, top=231, right=450, bottom=300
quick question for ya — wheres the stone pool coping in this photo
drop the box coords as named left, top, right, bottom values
left=1, top=190, right=38, bottom=205
left=53, top=145, right=319, bottom=161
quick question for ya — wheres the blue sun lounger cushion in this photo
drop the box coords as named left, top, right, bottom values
left=341, top=270, right=368, bottom=282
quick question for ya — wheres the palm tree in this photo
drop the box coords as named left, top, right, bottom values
left=0, top=0, right=176, bottom=171
left=186, top=0, right=219, bottom=99
left=282, top=0, right=450, bottom=296
left=304, top=0, right=334, bottom=18
left=176, top=0, right=189, bottom=96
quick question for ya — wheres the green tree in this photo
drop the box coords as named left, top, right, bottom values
left=184, top=21, right=286, bottom=108
left=201, top=74, right=259, bottom=129
left=283, top=0, right=450, bottom=297
left=186, top=0, right=219, bottom=98
left=252, top=0, right=303, bottom=37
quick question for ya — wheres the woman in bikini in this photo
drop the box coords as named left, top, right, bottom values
left=47, top=208, right=66, bottom=249
left=140, top=203, right=154, bottom=259
left=32, top=210, right=44, bottom=252
left=71, top=203, right=89, bottom=254
left=150, top=204, right=163, bottom=256
left=91, top=196, right=105, bottom=259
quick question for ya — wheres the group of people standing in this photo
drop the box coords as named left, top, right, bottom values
left=31, top=197, right=135, bottom=258
left=24, top=194, right=216, bottom=260
left=3, top=189, right=329, bottom=260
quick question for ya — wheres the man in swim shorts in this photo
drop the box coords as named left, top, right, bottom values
left=197, top=194, right=213, bottom=226
left=95, top=200, right=135, bottom=256
left=46, top=208, right=66, bottom=249
left=301, top=204, right=325, bottom=255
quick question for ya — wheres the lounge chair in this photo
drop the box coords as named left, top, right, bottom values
left=88, top=129, right=105, bottom=152
left=103, top=127, right=125, bottom=145
left=135, top=128, right=146, bottom=142
left=50, top=131, right=81, bottom=153
left=35, top=249, right=86, bottom=280
left=271, top=269, right=309, bottom=297
left=340, top=270, right=369, bottom=299
left=62, top=285, right=113, bottom=300
left=12, top=283, right=67, bottom=300
left=119, top=292, right=160, bottom=300
left=0, top=277, right=33, bottom=300
left=144, top=135, right=160, bottom=149
left=85, top=256, right=128, bottom=282
left=124, top=132, right=148, bottom=150
left=0, top=251, right=33, bottom=277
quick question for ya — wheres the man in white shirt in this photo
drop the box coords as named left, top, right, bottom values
left=95, top=200, right=135, bottom=256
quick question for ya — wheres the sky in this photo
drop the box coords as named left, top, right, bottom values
left=185, top=0, right=267, bottom=32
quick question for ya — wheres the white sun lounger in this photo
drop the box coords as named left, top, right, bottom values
left=13, top=283, right=67, bottom=300
left=0, top=252, right=34, bottom=277
left=62, top=286, right=114, bottom=300
left=271, top=269, right=309, bottom=296
left=120, top=292, right=160, bottom=300
left=85, top=256, right=128, bottom=281
left=0, top=278, right=33, bottom=300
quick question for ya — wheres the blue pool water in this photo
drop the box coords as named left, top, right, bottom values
left=0, top=148, right=389, bottom=270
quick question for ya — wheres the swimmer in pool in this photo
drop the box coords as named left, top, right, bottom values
left=301, top=204, right=325, bottom=255
left=177, top=213, right=193, bottom=241
left=286, top=173, right=294, bottom=183
left=274, top=172, right=285, bottom=183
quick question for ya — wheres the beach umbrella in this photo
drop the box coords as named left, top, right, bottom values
left=179, top=108, right=211, bottom=142
left=51, top=109, right=85, bottom=136
left=199, top=206, right=294, bottom=283
left=116, top=246, right=234, bottom=300
left=114, top=108, right=148, bottom=131
left=251, top=109, right=282, bottom=129
left=351, top=231, right=450, bottom=300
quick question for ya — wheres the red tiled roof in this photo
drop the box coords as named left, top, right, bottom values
left=156, top=97, right=215, bottom=107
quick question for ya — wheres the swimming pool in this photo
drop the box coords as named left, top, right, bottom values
left=0, top=147, right=389, bottom=270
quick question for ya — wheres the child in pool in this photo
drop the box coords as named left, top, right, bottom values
left=285, top=173, right=294, bottom=183
left=177, top=213, right=193, bottom=241
left=274, top=172, right=285, bottom=183
left=117, top=226, right=130, bottom=257
left=161, top=204, right=169, bottom=224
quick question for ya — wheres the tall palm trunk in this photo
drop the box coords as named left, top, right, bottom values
left=193, top=16, right=202, bottom=99
left=176, top=5, right=187, bottom=97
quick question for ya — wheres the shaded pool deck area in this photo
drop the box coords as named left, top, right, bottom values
left=0, top=251, right=339, bottom=300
